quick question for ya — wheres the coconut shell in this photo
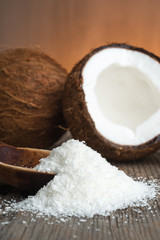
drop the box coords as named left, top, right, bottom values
left=0, top=48, right=67, bottom=149
left=63, top=43, right=160, bottom=161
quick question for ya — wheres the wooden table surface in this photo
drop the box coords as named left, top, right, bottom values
left=0, top=151, right=159, bottom=240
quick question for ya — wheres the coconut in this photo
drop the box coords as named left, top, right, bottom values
left=0, top=48, right=67, bottom=149
left=63, top=43, right=160, bottom=161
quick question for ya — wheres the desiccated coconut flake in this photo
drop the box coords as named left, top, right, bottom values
left=9, top=140, right=158, bottom=218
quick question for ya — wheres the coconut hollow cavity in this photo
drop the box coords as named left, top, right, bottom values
left=63, top=44, right=160, bottom=161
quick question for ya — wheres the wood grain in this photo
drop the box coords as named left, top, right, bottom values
left=0, top=0, right=160, bottom=71
left=0, top=152, right=159, bottom=240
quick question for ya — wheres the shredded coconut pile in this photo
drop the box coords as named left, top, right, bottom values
left=13, top=140, right=157, bottom=218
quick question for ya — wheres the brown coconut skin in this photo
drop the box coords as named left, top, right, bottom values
left=63, top=43, right=160, bottom=161
left=0, top=48, right=67, bottom=149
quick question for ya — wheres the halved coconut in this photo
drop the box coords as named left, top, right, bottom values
left=63, top=43, right=160, bottom=161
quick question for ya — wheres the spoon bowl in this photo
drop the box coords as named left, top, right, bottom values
left=0, top=142, right=55, bottom=193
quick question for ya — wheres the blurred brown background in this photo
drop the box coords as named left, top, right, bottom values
left=0, top=0, right=160, bottom=71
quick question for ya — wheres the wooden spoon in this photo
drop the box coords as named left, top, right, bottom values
left=0, top=142, right=55, bottom=193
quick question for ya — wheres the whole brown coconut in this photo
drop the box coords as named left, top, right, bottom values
left=0, top=48, right=67, bottom=149
left=63, top=43, right=160, bottom=161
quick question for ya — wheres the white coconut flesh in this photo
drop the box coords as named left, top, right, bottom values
left=82, top=48, right=160, bottom=145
